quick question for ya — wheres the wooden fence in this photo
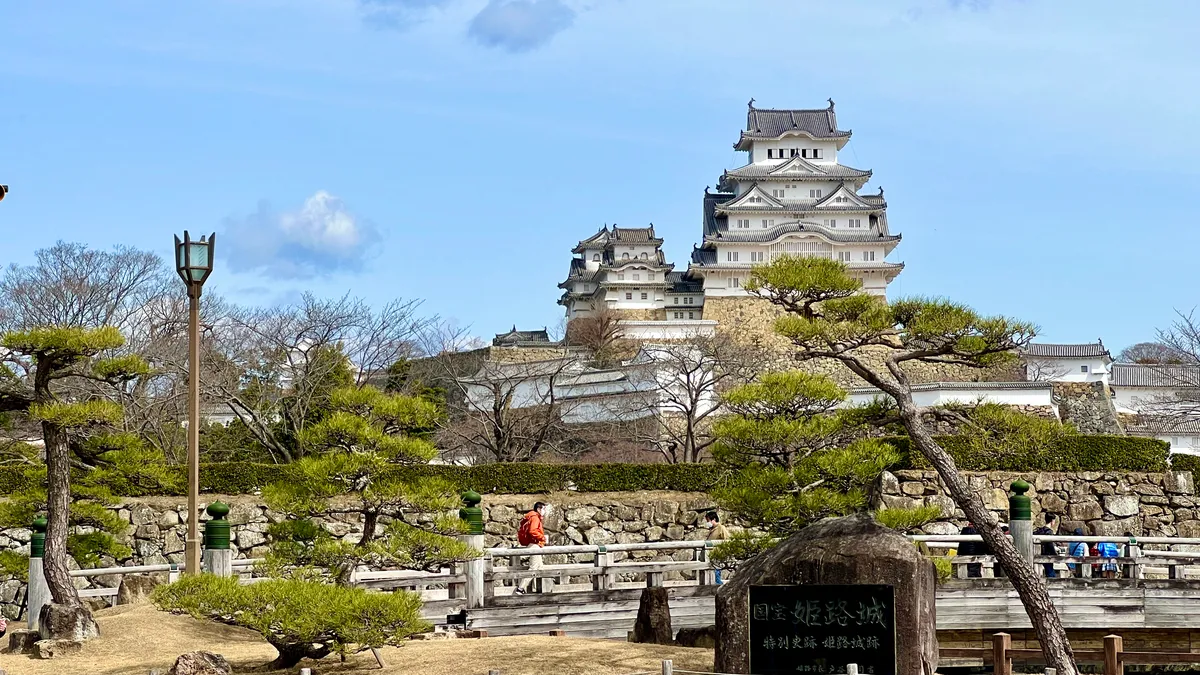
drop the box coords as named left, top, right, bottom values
left=943, top=633, right=1200, bottom=675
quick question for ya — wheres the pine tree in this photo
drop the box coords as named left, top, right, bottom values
left=0, top=326, right=149, bottom=631
left=745, top=256, right=1077, bottom=675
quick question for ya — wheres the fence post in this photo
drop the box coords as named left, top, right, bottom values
left=458, top=491, right=486, bottom=609
left=26, top=517, right=49, bottom=631
left=593, top=550, right=611, bottom=591
left=1126, top=536, right=1142, bottom=580
left=1104, top=634, right=1123, bottom=675
left=661, top=659, right=673, bottom=675
left=201, top=502, right=233, bottom=577
left=698, top=543, right=716, bottom=586
left=1009, top=480, right=1034, bottom=564
left=992, top=632, right=1012, bottom=675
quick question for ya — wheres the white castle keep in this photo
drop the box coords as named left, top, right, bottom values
left=558, top=99, right=902, bottom=333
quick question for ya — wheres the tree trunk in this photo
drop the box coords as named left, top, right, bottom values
left=897, top=398, right=1078, bottom=675
left=41, top=421, right=83, bottom=609
left=264, top=641, right=331, bottom=670
left=362, top=510, right=378, bottom=544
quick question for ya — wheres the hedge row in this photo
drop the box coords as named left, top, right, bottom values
left=0, top=435, right=1176, bottom=497
left=1170, top=454, right=1200, bottom=475
left=883, top=434, right=1171, bottom=472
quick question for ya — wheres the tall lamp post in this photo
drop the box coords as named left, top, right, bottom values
left=174, top=231, right=215, bottom=575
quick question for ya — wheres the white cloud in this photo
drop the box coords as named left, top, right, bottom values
left=468, top=0, right=576, bottom=52
left=222, top=191, right=381, bottom=279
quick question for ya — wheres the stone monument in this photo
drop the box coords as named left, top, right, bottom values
left=714, top=513, right=938, bottom=675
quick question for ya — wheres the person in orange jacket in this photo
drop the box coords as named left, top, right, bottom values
left=515, top=502, right=548, bottom=594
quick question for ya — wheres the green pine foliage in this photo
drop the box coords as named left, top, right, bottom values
left=710, top=371, right=904, bottom=567
left=153, top=574, right=428, bottom=669
left=262, top=385, right=476, bottom=583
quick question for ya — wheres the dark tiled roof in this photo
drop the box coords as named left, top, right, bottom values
left=736, top=102, right=850, bottom=150
left=493, top=326, right=551, bottom=346
left=1128, top=418, right=1200, bottom=436
left=691, top=247, right=717, bottom=266
left=665, top=271, right=704, bottom=294
left=1111, top=363, right=1200, bottom=388
left=703, top=190, right=733, bottom=236
left=1022, top=343, right=1111, bottom=359
left=572, top=225, right=663, bottom=253
left=707, top=221, right=900, bottom=244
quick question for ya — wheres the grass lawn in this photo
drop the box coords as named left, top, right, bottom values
left=0, top=604, right=715, bottom=675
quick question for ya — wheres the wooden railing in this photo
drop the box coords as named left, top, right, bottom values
left=915, top=534, right=1200, bottom=580
left=943, top=633, right=1200, bottom=675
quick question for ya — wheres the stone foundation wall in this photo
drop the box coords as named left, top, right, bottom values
left=1053, top=381, right=1124, bottom=434
left=0, top=491, right=717, bottom=619
left=876, top=469, right=1196, bottom=537
left=701, top=296, right=1024, bottom=387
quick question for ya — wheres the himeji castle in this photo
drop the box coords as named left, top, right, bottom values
left=691, top=99, right=902, bottom=297
left=557, top=99, right=902, bottom=338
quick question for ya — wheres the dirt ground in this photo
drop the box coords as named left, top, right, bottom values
left=0, top=604, right=715, bottom=675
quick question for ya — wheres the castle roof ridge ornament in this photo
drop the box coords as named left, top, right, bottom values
left=828, top=97, right=835, bottom=110
left=748, top=97, right=755, bottom=110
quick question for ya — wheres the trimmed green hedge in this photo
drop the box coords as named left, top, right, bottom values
left=1170, top=454, right=1200, bottom=475
left=0, top=435, right=1176, bottom=497
left=882, top=434, right=1171, bottom=472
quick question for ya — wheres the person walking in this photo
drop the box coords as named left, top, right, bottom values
left=1097, top=538, right=1121, bottom=579
left=1068, top=528, right=1088, bottom=577
left=704, top=511, right=729, bottom=585
left=515, top=502, right=548, bottom=594
left=1034, top=513, right=1059, bottom=578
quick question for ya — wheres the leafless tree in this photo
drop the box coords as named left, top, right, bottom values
left=1118, top=341, right=1189, bottom=365
left=566, top=302, right=630, bottom=367
left=1125, top=311, right=1200, bottom=433
left=1022, top=358, right=1070, bottom=382
left=600, top=334, right=764, bottom=463
left=194, top=293, right=435, bottom=463
left=422, top=324, right=592, bottom=463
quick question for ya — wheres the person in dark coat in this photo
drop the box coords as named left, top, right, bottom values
left=959, top=523, right=982, bottom=578
left=1034, top=513, right=1059, bottom=578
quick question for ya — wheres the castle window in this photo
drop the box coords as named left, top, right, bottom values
left=641, top=252, right=648, bottom=259
left=727, top=251, right=739, bottom=262
left=625, top=292, right=632, bottom=300
left=809, top=189, right=823, bottom=198
left=862, top=251, right=875, bottom=261
left=688, top=312, right=695, bottom=319
left=648, top=273, right=654, bottom=281
left=801, top=149, right=809, bottom=158
left=839, top=251, right=851, bottom=262
left=825, top=219, right=836, bottom=227
left=812, top=148, right=822, bottom=159
left=618, top=273, right=625, bottom=280
left=768, top=149, right=775, bottom=159
left=773, top=189, right=784, bottom=198
left=592, top=254, right=600, bottom=261
left=761, top=219, right=774, bottom=228
left=848, top=218, right=862, bottom=228
left=674, top=312, right=682, bottom=319
left=674, top=297, right=679, bottom=305
left=641, top=292, right=648, bottom=300
left=737, top=219, right=750, bottom=228
left=685, top=296, right=693, bottom=305
left=731, top=277, right=740, bottom=288
left=791, top=148, right=799, bottom=157
left=622, top=253, right=629, bottom=259
left=1081, top=365, right=1090, bottom=373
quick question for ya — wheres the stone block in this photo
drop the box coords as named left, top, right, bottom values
left=645, top=526, right=665, bottom=541
left=158, top=510, right=181, bottom=527
left=1039, top=493, right=1067, bottom=514
left=38, top=604, right=99, bottom=641
left=714, top=513, right=937, bottom=675
left=117, top=574, right=163, bottom=605
left=879, top=471, right=900, bottom=495
left=583, top=526, right=615, bottom=546
left=565, top=506, right=597, bottom=524
left=665, top=524, right=686, bottom=540
left=983, top=489, right=1009, bottom=511
left=615, top=505, right=639, bottom=521
left=900, top=482, right=925, bottom=496
left=135, top=524, right=161, bottom=540
left=488, top=505, right=515, bottom=522
left=167, top=650, right=232, bottom=675
left=592, top=510, right=611, bottom=522
left=921, top=521, right=959, bottom=536
left=7, top=628, right=38, bottom=654
left=33, top=639, right=82, bottom=659
left=676, top=625, right=717, bottom=648
left=1068, top=499, right=1104, bottom=521
left=1178, top=520, right=1200, bottom=539
left=1090, top=482, right=1115, bottom=496
left=129, top=504, right=156, bottom=527
left=1091, top=517, right=1139, bottom=537
left=1166, top=471, right=1195, bottom=495
left=235, top=529, right=267, bottom=549
left=1105, top=495, right=1140, bottom=518
left=630, top=587, right=672, bottom=645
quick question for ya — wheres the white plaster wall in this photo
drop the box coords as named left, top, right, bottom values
left=1025, top=357, right=1110, bottom=384
left=619, top=320, right=717, bottom=340
left=747, top=139, right=839, bottom=164
left=846, top=387, right=1054, bottom=409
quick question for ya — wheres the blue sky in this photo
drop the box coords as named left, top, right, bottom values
left=1, top=0, right=1198, bottom=352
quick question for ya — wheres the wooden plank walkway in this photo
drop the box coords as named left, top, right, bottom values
left=426, top=581, right=1200, bottom=640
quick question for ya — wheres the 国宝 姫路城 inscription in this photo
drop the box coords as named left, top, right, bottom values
left=748, top=584, right=896, bottom=675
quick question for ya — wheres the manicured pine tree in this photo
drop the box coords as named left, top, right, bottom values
left=745, top=256, right=1077, bottom=675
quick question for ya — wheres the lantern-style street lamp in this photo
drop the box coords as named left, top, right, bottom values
left=174, top=231, right=215, bottom=575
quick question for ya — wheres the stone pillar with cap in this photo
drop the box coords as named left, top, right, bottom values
left=201, top=501, right=233, bottom=577
left=1009, top=479, right=1034, bottom=564
left=26, top=517, right=50, bottom=631
left=458, top=490, right=486, bottom=609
